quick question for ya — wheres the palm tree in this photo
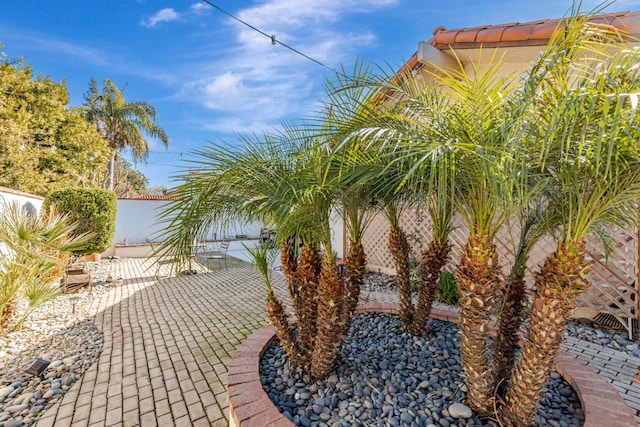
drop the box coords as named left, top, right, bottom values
left=501, top=15, right=640, bottom=425
left=383, top=192, right=416, bottom=327
left=84, top=78, right=169, bottom=190
left=491, top=204, right=547, bottom=394
left=0, top=203, right=92, bottom=332
left=332, top=67, right=459, bottom=335
left=420, top=53, right=518, bottom=416
left=349, top=60, right=515, bottom=414
left=157, top=109, right=374, bottom=378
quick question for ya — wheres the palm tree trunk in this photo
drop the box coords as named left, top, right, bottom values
left=311, top=255, right=344, bottom=379
left=104, top=149, right=117, bottom=191
left=340, top=239, right=366, bottom=337
left=266, top=291, right=305, bottom=367
left=457, top=232, right=501, bottom=417
left=280, top=241, right=297, bottom=285
left=296, top=245, right=320, bottom=359
left=501, top=239, right=586, bottom=426
left=492, top=265, right=527, bottom=395
left=389, top=225, right=414, bottom=328
left=0, top=294, right=19, bottom=333
left=280, top=242, right=303, bottom=327
left=408, top=240, right=451, bottom=335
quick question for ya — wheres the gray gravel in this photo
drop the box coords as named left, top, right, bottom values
left=0, top=260, right=120, bottom=426
left=366, top=272, right=640, bottom=359
left=260, top=312, right=585, bottom=427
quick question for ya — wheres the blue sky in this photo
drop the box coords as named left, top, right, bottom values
left=1, top=0, right=636, bottom=188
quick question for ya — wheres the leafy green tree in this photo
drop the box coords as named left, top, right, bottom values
left=0, top=53, right=110, bottom=195
left=112, top=157, right=150, bottom=197
left=83, top=78, right=169, bottom=190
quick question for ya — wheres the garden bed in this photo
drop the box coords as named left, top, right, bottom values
left=227, top=304, right=637, bottom=427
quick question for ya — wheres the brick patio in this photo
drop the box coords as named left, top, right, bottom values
left=32, top=257, right=640, bottom=426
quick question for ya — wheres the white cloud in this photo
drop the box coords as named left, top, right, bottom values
left=189, top=3, right=210, bottom=15
left=142, top=8, right=180, bottom=27
left=142, top=3, right=212, bottom=28
left=173, top=0, right=396, bottom=133
left=203, top=72, right=245, bottom=110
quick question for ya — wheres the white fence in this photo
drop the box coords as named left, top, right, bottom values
left=0, top=188, right=346, bottom=260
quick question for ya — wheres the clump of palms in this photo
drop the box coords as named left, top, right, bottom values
left=157, top=71, right=378, bottom=377
left=343, top=8, right=640, bottom=425
left=0, top=202, right=91, bottom=333
left=156, top=9, right=640, bottom=424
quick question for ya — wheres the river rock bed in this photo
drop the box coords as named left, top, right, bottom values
left=0, top=260, right=120, bottom=426
left=366, top=272, right=640, bottom=360
left=260, top=312, right=584, bottom=427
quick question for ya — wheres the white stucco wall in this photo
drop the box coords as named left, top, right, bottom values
left=112, top=199, right=170, bottom=245
left=0, top=187, right=344, bottom=260
left=0, top=187, right=43, bottom=216
left=113, top=199, right=263, bottom=245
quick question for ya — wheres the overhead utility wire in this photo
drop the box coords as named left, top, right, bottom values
left=200, top=0, right=338, bottom=75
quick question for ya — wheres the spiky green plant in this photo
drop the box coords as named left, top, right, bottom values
left=0, top=202, right=92, bottom=332
left=501, top=12, right=640, bottom=424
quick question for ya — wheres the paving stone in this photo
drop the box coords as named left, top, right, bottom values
left=26, top=258, right=640, bottom=426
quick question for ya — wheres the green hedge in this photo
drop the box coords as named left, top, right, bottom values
left=43, top=188, right=117, bottom=255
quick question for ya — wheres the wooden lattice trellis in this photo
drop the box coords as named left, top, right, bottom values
left=360, top=207, right=639, bottom=339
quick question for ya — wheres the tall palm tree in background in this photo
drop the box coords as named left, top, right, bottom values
left=501, top=16, right=640, bottom=424
left=84, top=78, right=169, bottom=190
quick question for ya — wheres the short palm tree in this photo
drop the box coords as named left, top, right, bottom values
left=0, top=203, right=91, bottom=332
left=157, top=95, right=375, bottom=378
left=501, top=16, right=640, bottom=424
left=429, top=54, right=517, bottom=416
left=84, top=78, right=169, bottom=190
left=334, top=68, right=458, bottom=335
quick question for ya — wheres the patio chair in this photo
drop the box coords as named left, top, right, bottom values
left=206, top=240, right=230, bottom=269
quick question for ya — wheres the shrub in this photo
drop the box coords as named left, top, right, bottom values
left=43, top=188, right=116, bottom=255
left=436, top=271, right=459, bottom=305
left=0, top=202, right=92, bottom=332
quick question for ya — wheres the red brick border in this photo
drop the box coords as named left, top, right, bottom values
left=227, top=303, right=636, bottom=427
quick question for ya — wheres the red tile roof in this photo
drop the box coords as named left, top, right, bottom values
left=119, top=193, right=178, bottom=201
left=430, top=11, right=640, bottom=49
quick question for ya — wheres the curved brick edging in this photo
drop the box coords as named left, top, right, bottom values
left=227, top=302, right=636, bottom=427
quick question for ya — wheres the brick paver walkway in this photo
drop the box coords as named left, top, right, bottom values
left=35, top=258, right=290, bottom=427
left=33, top=257, right=640, bottom=426
left=562, top=336, right=640, bottom=425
